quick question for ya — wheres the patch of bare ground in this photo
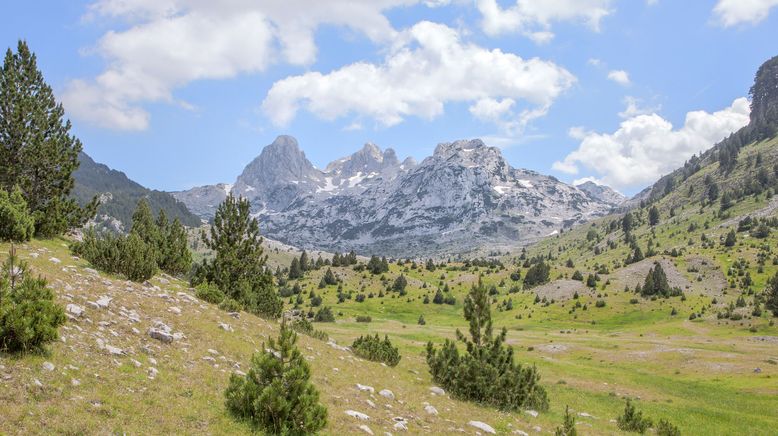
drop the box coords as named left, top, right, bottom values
left=531, top=279, right=591, bottom=301
left=684, top=256, right=727, bottom=296
left=612, top=257, right=690, bottom=291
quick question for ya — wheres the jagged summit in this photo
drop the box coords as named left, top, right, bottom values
left=173, top=135, right=619, bottom=256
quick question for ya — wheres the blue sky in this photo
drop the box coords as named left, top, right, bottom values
left=2, top=1, right=777, bottom=196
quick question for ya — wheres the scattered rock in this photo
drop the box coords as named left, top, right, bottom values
left=429, top=386, right=445, bottom=396
left=525, top=410, right=539, bottom=418
left=754, top=367, right=762, bottom=373
left=228, top=312, right=240, bottom=319
left=168, top=306, right=182, bottom=315
left=66, top=304, right=85, bottom=318
left=512, top=431, right=529, bottom=436
left=218, top=322, right=233, bottom=332
left=148, top=367, right=158, bottom=379
left=468, top=421, right=496, bottom=434
left=96, top=296, right=112, bottom=309
left=148, top=322, right=175, bottom=343
left=33, top=379, right=43, bottom=387
left=71, top=379, right=81, bottom=386
left=358, top=424, right=374, bottom=435
left=346, top=410, right=370, bottom=421
left=424, top=405, right=438, bottom=415
left=393, top=417, right=408, bottom=432
left=105, top=345, right=124, bottom=356
left=356, top=383, right=375, bottom=393
left=49, top=257, right=61, bottom=264
left=42, top=362, right=55, bottom=372
left=379, top=389, right=395, bottom=400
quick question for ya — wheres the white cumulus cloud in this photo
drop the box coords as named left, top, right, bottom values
left=63, top=0, right=425, bottom=130
left=476, top=0, right=614, bottom=42
left=552, top=97, right=750, bottom=191
left=713, top=0, right=778, bottom=27
left=261, top=21, right=576, bottom=130
left=607, top=69, right=631, bottom=86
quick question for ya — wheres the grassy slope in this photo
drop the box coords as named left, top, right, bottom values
left=1, top=138, right=777, bottom=435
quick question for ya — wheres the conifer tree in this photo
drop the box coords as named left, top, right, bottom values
left=0, top=186, right=34, bottom=242
left=648, top=206, right=660, bottom=226
left=555, top=406, right=577, bottom=436
left=198, top=194, right=281, bottom=318
left=288, top=257, right=303, bottom=280
left=0, top=245, right=66, bottom=352
left=131, top=199, right=159, bottom=251
left=160, top=217, right=191, bottom=276
left=0, top=41, right=95, bottom=236
left=765, top=272, right=778, bottom=317
left=225, top=320, right=327, bottom=434
left=299, top=250, right=310, bottom=272
left=426, top=278, right=548, bottom=411
left=724, top=229, right=737, bottom=247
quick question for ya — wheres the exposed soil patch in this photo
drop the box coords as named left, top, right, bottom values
left=613, top=258, right=690, bottom=291
left=530, top=279, right=591, bottom=301
left=684, top=256, right=727, bottom=296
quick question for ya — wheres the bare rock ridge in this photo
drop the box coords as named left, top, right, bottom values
left=172, top=136, right=623, bottom=256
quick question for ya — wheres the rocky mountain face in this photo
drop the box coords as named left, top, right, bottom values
left=575, top=181, right=626, bottom=207
left=173, top=136, right=622, bottom=257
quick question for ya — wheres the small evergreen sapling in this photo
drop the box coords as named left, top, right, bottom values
left=554, top=406, right=577, bottom=436
left=225, top=320, right=327, bottom=434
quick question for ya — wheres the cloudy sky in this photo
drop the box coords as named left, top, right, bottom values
left=2, top=1, right=776, bottom=195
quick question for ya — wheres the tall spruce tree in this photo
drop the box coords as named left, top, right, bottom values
left=199, top=194, right=281, bottom=318
left=0, top=41, right=95, bottom=236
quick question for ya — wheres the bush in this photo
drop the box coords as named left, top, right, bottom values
left=524, top=262, right=550, bottom=289
left=218, top=298, right=242, bottom=312
left=225, top=321, right=327, bottom=434
left=314, top=306, right=335, bottom=322
left=0, top=247, right=66, bottom=352
left=195, top=282, right=225, bottom=304
left=0, top=187, right=35, bottom=242
left=426, top=278, right=548, bottom=411
left=656, top=419, right=681, bottom=436
left=418, top=314, right=426, bottom=325
left=71, top=229, right=157, bottom=282
left=355, top=315, right=372, bottom=323
left=290, top=318, right=328, bottom=341
left=352, top=334, right=401, bottom=366
left=595, top=299, right=606, bottom=308
left=617, top=399, right=652, bottom=433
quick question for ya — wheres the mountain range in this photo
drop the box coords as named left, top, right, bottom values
left=172, top=136, right=624, bottom=256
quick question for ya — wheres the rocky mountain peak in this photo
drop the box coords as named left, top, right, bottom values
left=433, top=139, right=488, bottom=159
left=575, top=181, right=626, bottom=207
left=325, top=142, right=401, bottom=176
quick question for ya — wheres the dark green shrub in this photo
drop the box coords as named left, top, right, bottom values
left=225, top=321, right=327, bottom=434
left=0, top=187, right=35, bottom=242
left=290, top=318, right=328, bottom=341
left=195, top=282, right=225, bottom=304
left=355, top=315, right=372, bottom=323
left=314, top=306, right=335, bottom=322
left=418, top=314, right=426, bottom=325
left=71, top=229, right=156, bottom=282
left=219, top=298, right=242, bottom=312
left=595, top=299, right=606, bottom=308
left=352, top=334, right=401, bottom=366
left=524, top=262, right=550, bottom=289
left=0, top=247, right=65, bottom=352
left=617, top=399, right=652, bottom=433
left=656, top=419, right=681, bottom=436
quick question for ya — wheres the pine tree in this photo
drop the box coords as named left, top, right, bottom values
left=131, top=199, right=159, bottom=251
left=0, top=186, right=34, bottom=242
left=288, top=257, right=303, bottom=280
left=765, top=272, right=778, bottom=317
left=724, top=229, right=737, bottom=247
left=0, top=245, right=66, bottom=352
left=160, top=217, right=192, bottom=276
left=0, top=41, right=94, bottom=237
left=225, top=320, right=327, bottom=434
left=426, top=277, right=548, bottom=411
left=648, top=206, right=660, bottom=226
left=555, top=406, right=577, bottom=436
left=198, top=194, right=280, bottom=318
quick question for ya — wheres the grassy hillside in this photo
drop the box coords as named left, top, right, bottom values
left=3, top=140, right=778, bottom=434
